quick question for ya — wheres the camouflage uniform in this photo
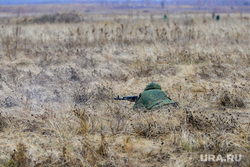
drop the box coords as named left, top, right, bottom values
left=133, top=82, right=175, bottom=111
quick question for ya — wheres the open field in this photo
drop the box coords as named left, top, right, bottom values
left=0, top=3, right=250, bottom=17
left=0, top=11, right=249, bottom=166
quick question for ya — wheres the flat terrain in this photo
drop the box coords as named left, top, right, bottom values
left=0, top=11, right=249, bottom=166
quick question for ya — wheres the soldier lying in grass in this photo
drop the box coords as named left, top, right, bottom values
left=114, top=82, right=178, bottom=111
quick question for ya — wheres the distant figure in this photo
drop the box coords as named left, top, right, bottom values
left=216, top=15, right=220, bottom=21
left=163, top=14, right=167, bottom=22
left=133, top=82, right=177, bottom=111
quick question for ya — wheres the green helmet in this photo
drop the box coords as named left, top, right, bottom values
left=144, top=82, right=161, bottom=91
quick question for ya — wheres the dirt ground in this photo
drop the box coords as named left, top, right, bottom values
left=0, top=11, right=249, bottom=167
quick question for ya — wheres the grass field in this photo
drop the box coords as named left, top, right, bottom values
left=0, top=10, right=249, bottom=167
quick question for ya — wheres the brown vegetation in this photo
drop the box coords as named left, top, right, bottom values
left=0, top=12, right=249, bottom=167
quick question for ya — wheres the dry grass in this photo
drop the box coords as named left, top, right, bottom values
left=0, top=12, right=249, bottom=167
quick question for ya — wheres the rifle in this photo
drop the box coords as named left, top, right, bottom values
left=114, top=95, right=139, bottom=102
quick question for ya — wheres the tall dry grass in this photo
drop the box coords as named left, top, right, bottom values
left=0, top=12, right=249, bottom=166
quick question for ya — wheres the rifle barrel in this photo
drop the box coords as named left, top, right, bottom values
left=114, top=96, right=139, bottom=102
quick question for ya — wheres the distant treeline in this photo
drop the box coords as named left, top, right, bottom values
left=0, top=0, right=249, bottom=6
